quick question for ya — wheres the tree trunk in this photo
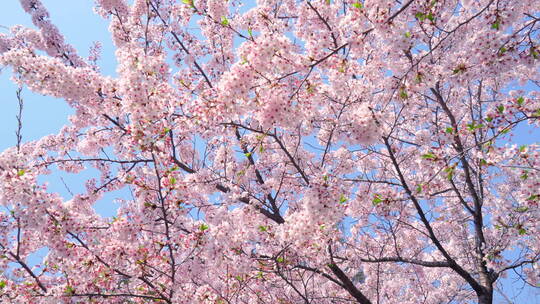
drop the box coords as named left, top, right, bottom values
left=477, top=291, right=493, bottom=304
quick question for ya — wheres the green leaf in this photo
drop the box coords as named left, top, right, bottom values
left=65, top=285, right=75, bottom=295
left=144, top=202, right=156, bottom=209
left=526, top=194, right=539, bottom=201
left=399, top=88, right=408, bottom=99
left=17, top=169, right=25, bottom=176
left=247, top=28, right=253, bottom=37
left=404, top=31, right=412, bottom=38
left=244, top=152, right=252, bottom=158
left=499, top=47, right=507, bottom=55
left=517, top=96, right=525, bottom=106
left=415, top=73, right=423, bottom=83
left=199, top=223, right=209, bottom=231
left=520, top=172, right=528, bottom=180
left=445, top=127, right=454, bottom=134
left=169, top=177, right=176, bottom=185
left=352, top=2, right=363, bottom=9
left=372, top=194, right=383, bottom=205
left=443, top=166, right=455, bottom=180
left=518, top=228, right=526, bottom=235
left=519, top=145, right=527, bottom=152
left=485, top=116, right=493, bottom=122
left=221, top=16, right=229, bottom=26
left=497, top=105, right=505, bottom=113
left=258, top=225, right=268, bottom=232
left=181, top=0, right=194, bottom=8
left=466, top=122, right=484, bottom=131
left=531, top=47, right=539, bottom=59
left=276, top=256, right=284, bottom=263
left=416, top=184, right=422, bottom=193
left=256, top=271, right=264, bottom=279
left=515, top=206, right=529, bottom=213
left=453, top=63, right=469, bottom=75
left=338, top=194, right=347, bottom=204
left=421, top=152, right=437, bottom=160
left=415, top=12, right=426, bottom=21
left=491, top=21, right=500, bottom=30
left=0, top=281, right=6, bottom=289
left=426, top=13, right=435, bottom=22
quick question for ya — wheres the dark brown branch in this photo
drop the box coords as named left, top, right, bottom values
left=148, top=1, right=213, bottom=88
left=234, top=128, right=282, bottom=216
left=6, top=251, right=47, bottom=293
left=151, top=153, right=177, bottom=299
left=221, top=122, right=310, bottom=185
left=102, top=114, right=127, bottom=133
left=271, top=131, right=310, bottom=185
left=360, top=256, right=450, bottom=268
left=15, top=86, right=23, bottom=153
left=71, top=293, right=166, bottom=301
left=171, top=153, right=285, bottom=224
left=41, top=158, right=153, bottom=166
left=64, top=229, right=171, bottom=303
left=292, top=264, right=345, bottom=287
left=306, top=1, right=339, bottom=49
left=430, top=85, right=492, bottom=288
left=326, top=245, right=372, bottom=304
left=495, top=257, right=540, bottom=280
left=327, top=263, right=371, bottom=304
left=382, top=136, right=486, bottom=297
left=171, top=155, right=196, bottom=174
left=387, top=0, right=415, bottom=22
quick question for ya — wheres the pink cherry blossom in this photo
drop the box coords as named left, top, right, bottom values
left=0, top=0, right=539, bottom=303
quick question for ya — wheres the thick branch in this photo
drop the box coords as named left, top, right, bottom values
left=360, top=256, right=450, bottom=268
left=431, top=85, right=492, bottom=288
left=383, top=136, right=486, bottom=296
left=327, top=263, right=372, bottom=304
left=6, top=251, right=47, bottom=293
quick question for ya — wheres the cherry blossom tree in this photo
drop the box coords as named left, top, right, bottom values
left=0, top=0, right=539, bottom=303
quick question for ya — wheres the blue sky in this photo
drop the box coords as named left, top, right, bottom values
left=0, top=1, right=116, bottom=152
left=0, top=1, right=538, bottom=303
left=0, top=1, right=123, bottom=215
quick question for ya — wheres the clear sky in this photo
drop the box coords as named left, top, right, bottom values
left=0, top=1, right=538, bottom=303
left=0, top=1, right=119, bottom=149
left=0, top=0, right=122, bottom=215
